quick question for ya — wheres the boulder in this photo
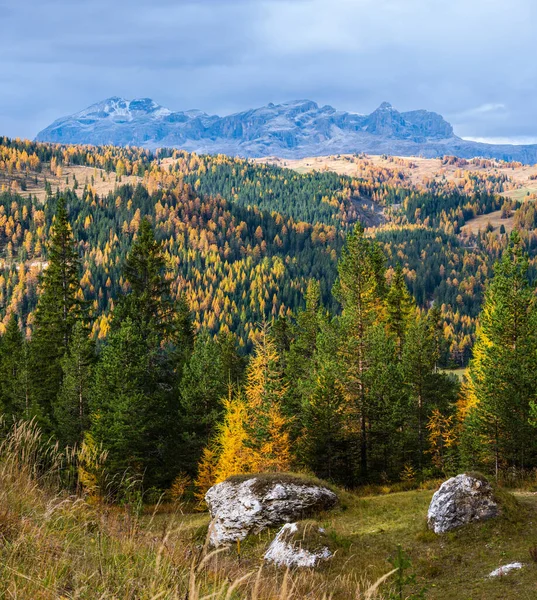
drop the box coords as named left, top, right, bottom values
left=427, top=473, right=499, bottom=534
left=264, top=522, right=332, bottom=568
left=488, top=562, right=525, bottom=578
left=205, top=474, right=338, bottom=547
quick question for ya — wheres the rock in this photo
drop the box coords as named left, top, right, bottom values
left=264, top=522, right=332, bottom=568
left=205, top=474, right=338, bottom=547
left=488, top=562, right=525, bottom=578
left=427, top=473, right=499, bottom=534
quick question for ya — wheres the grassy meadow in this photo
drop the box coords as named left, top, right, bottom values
left=1, top=421, right=537, bottom=600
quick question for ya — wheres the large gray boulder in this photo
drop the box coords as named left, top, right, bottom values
left=427, top=473, right=499, bottom=534
left=264, top=522, right=332, bottom=568
left=205, top=475, right=338, bottom=547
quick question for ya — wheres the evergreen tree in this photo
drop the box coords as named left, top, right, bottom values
left=54, top=322, right=96, bottom=447
left=333, top=223, right=385, bottom=481
left=464, top=233, right=537, bottom=475
left=402, top=312, right=441, bottom=470
left=90, top=219, right=191, bottom=489
left=302, top=370, right=346, bottom=482
left=31, top=197, right=82, bottom=423
left=179, top=332, right=232, bottom=474
left=386, top=265, right=414, bottom=357
left=283, top=280, right=326, bottom=439
left=364, top=324, right=407, bottom=478
left=0, top=315, right=29, bottom=420
left=114, top=218, right=176, bottom=341
left=90, top=318, right=173, bottom=488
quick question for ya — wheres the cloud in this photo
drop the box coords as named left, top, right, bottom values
left=463, top=104, right=507, bottom=116
left=463, top=136, right=537, bottom=146
left=1, top=0, right=537, bottom=140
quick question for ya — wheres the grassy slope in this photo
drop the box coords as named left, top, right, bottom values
left=2, top=421, right=536, bottom=599
left=143, top=487, right=537, bottom=600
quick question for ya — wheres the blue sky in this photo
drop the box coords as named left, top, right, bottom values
left=2, top=0, right=536, bottom=142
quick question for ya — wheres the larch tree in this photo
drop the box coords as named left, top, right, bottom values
left=244, top=324, right=291, bottom=472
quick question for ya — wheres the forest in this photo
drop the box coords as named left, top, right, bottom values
left=3, top=138, right=537, bottom=599
left=1, top=135, right=537, bottom=496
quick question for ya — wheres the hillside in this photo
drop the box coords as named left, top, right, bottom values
left=3, top=139, right=537, bottom=364
left=36, top=98, right=537, bottom=163
left=2, top=422, right=536, bottom=599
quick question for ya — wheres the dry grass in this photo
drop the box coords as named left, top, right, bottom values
left=0, top=164, right=141, bottom=204
left=256, top=154, right=537, bottom=195
left=4, top=420, right=537, bottom=599
left=460, top=210, right=514, bottom=236
left=0, top=420, right=389, bottom=600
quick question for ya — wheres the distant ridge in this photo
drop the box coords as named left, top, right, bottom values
left=36, top=97, right=537, bottom=163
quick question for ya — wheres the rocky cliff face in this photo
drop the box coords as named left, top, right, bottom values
left=36, top=97, right=537, bottom=163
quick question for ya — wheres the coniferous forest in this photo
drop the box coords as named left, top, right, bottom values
left=4, top=138, right=537, bottom=599
left=2, top=137, right=537, bottom=497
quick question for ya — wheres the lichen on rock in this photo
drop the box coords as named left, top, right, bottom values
left=427, top=473, right=499, bottom=534
left=264, top=521, right=333, bottom=568
left=205, top=474, right=338, bottom=547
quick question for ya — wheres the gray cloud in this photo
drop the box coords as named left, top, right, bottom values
left=1, top=0, right=537, bottom=141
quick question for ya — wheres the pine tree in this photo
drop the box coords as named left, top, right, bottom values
left=31, top=197, right=82, bottom=423
left=179, top=332, right=231, bottom=474
left=333, top=223, right=385, bottom=480
left=54, top=322, right=96, bottom=447
left=0, top=315, right=29, bottom=420
left=386, top=265, right=414, bottom=357
left=464, top=233, right=537, bottom=475
left=90, top=318, right=172, bottom=488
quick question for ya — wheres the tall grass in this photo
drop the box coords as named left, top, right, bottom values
left=0, top=420, right=390, bottom=599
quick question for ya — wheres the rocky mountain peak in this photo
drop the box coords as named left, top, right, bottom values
left=35, top=97, right=537, bottom=163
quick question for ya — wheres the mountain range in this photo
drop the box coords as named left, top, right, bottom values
left=35, top=97, right=537, bottom=163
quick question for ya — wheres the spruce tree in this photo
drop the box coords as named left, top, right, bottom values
left=0, top=315, right=30, bottom=420
left=31, top=197, right=82, bottom=423
left=179, top=332, right=231, bottom=474
left=402, top=312, right=441, bottom=470
left=114, top=218, right=175, bottom=340
left=333, top=223, right=385, bottom=481
left=54, top=322, right=96, bottom=447
left=90, top=219, right=191, bottom=489
left=386, top=265, right=414, bottom=357
left=464, top=233, right=537, bottom=475
left=90, top=318, right=172, bottom=487
left=302, top=370, right=346, bottom=482
left=283, top=280, right=326, bottom=439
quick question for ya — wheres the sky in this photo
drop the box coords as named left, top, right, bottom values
left=2, top=0, right=537, bottom=143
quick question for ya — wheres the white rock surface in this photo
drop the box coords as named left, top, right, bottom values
left=264, top=523, right=332, bottom=568
left=488, top=562, right=525, bottom=578
left=205, top=476, right=338, bottom=547
left=427, top=474, right=499, bottom=534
